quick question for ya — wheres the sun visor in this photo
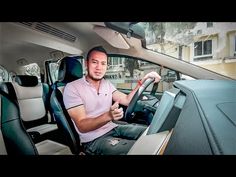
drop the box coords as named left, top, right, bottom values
left=93, top=25, right=130, bottom=49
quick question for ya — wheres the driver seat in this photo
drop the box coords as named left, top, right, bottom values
left=50, top=56, right=84, bottom=155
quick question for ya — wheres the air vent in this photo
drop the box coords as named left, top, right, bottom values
left=17, top=22, right=76, bottom=43
left=20, top=22, right=34, bottom=27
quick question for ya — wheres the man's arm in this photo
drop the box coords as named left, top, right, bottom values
left=67, top=103, right=123, bottom=133
left=112, top=71, right=161, bottom=106
left=112, top=84, right=140, bottom=106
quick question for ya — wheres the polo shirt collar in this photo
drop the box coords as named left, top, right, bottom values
left=82, top=76, right=107, bottom=94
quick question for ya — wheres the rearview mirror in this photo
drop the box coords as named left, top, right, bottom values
left=105, top=22, right=145, bottom=40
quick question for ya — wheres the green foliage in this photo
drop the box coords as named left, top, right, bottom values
left=141, top=22, right=197, bottom=45
left=125, top=58, right=139, bottom=77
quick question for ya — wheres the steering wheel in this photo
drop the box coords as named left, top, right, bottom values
left=124, top=77, right=155, bottom=122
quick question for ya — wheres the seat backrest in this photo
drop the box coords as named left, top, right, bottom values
left=0, top=76, right=58, bottom=143
left=0, top=89, right=73, bottom=155
left=0, top=90, right=38, bottom=155
left=50, top=56, right=83, bottom=154
left=12, top=75, right=50, bottom=128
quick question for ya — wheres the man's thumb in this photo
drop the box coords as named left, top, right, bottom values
left=114, top=101, right=119, bottom=107
left=112, top=101, right=119, bottom=109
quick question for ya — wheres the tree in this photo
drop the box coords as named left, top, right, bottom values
left=125, top=58, right=139, bottom=78
left=142, top=22, right=197, bottom=59
left=146, top=22, right=166, bottom=53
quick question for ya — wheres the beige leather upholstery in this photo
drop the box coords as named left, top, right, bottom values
left=36, top=140, right=72, bottom=155
left=12, top=76, right=58, bottom=136
left=0, top=90, right=72, bottom=155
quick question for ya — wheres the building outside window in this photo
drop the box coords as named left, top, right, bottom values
left=203, top=40, right=212, bottom=55
left=108, top=57, right=123, bottom=69
left=207, top=22, right=213, bottom=28
left=194, top=40, right=212, bottom=60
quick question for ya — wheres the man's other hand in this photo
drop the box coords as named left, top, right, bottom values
left=110, top=101, right=123, bottom=121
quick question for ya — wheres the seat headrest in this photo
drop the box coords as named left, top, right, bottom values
left=58, top=56, right=83, bottom=83
left=15, top=75, right=38, bottom=87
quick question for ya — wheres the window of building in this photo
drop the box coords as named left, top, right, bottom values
left=203, top=40, right=212, bottom=55
left=194, top=41, right=202, bottom=56
left=108, top=56, right=123, bottom=69
left=194, top=40, right=212, bottom=60
left=207, top=22, right=213, bottom=28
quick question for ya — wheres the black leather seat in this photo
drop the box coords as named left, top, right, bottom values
left=0, top=89, right=38, bottom=155
left=1, top=75, right=58, bottom=143
left=0, top=90, right=72, bottom=155
left=50, top=56, right=84, bottom=154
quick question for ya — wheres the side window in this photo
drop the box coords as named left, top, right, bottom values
left=21, top=63, right=41, bottom=82
left=106, top=55, right=179, bottom=94
left=47, top=56, right=85, bottom=85
left=9, top=71, right=17, bottom=82
left=0, top=65, right=9, bottom=82
left=49, top=62, right=59, bottom=84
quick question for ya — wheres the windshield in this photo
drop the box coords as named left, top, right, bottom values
left=139, top=22, right=236, bottom=79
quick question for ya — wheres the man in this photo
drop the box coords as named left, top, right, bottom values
left=63, top=46, right=161, bottom=155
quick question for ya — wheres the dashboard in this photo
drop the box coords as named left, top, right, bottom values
left=129, top=80, right=236, bottom=155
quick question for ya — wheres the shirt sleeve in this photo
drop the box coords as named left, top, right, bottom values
left=63, top=82, right=83, bottom=110
left=107, top=80, right=117, bottom=94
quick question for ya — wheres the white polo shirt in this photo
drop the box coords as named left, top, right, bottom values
left=63, top=76, right=118, bottom=143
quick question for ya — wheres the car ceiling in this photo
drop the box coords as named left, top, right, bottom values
left=0, top=22, right=110, bottom=71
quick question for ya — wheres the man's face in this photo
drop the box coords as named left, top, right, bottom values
left=86, top=51, right=108, bottom=81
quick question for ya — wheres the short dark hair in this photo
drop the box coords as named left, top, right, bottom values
left=86, top=46, right=107, bottom=60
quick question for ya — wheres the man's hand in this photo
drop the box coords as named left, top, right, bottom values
left=110, top=101, right=123, bottom=121
left=142, top=71, right=161, bottom=83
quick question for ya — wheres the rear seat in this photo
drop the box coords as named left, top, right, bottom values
left=36, top=139, right=71, bottom=155
left=0, top=75, right=59, bottom=143
left=0, top=89, right=72, bottom=155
